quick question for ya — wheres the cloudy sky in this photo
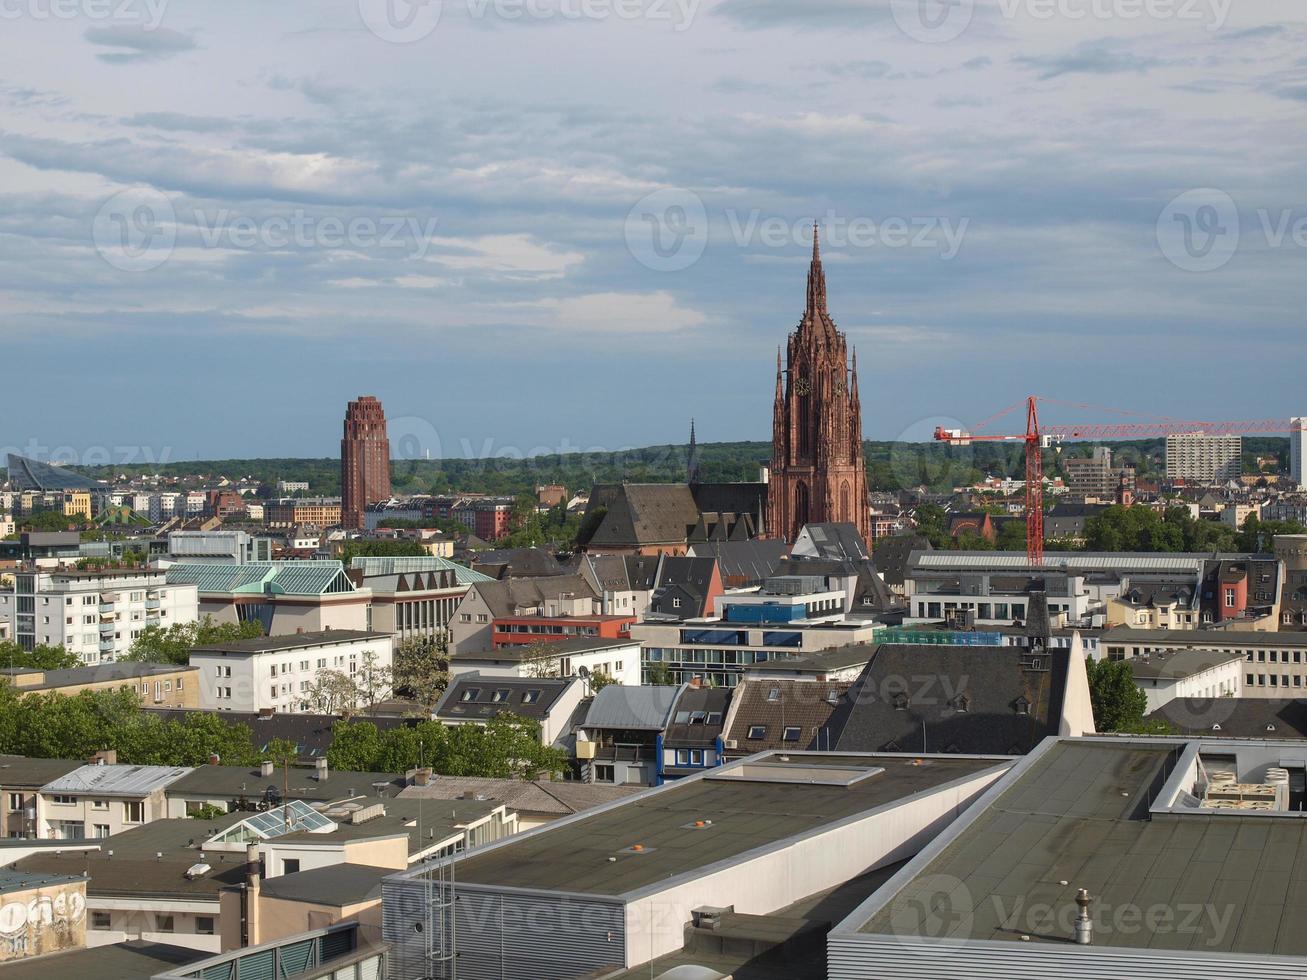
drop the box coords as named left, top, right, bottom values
left=2, top=0, right=1305, bottom=465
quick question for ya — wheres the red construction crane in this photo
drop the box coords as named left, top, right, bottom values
left=934, top=397, right=1293, bottom=566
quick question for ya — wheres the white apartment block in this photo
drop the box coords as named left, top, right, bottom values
left=1165, top=432, right=1242, bottom=483
left=0, top=567, right=199, bottom=663
left=191, top=629, right=395, bottom=713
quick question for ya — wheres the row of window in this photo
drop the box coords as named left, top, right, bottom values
left=746, top=724, right=804, bottom=741
left=1246, top=674, right=1306, bottom=688
left=90, top=911, right=214, bottom=935
left=47, top=799, right=145, bottom=821
left=673, top=749, right=709, bottom=766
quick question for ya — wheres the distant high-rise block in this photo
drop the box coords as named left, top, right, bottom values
left=341, top=396, right=391, bottom=529
left=1165, top=432, right=1241, bottom=485
left=1292, top=417, right=1306, bottom=488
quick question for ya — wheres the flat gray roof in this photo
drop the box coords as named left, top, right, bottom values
left=1105, top=628, right=1307, bottom=648
left=191, top=630, right=389, bottom=655
left=444, top=753, right=1005, bottom=898
left=45, top=763, right=192, bottom=797
left=0, top=941, right=204, bottom=980
left=257, top=863, right=390, bottom=906
left=856, top=739, right=1307, bottom=955
left=1129, top=648, right=1245, bottom=680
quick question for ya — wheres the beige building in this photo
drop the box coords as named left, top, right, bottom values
left=1165, top=432, right=1242, bottom=483
left=165, top=561, right=371, bottom=637
left=264, top=498, right=342, bottom=529
left=0, top=870, right=87, bottom=964
left=221, top=863, right=386, bottom=951
left=0, top=663, right=199, bottom=709
left=35, top=759, right=191, bottom=841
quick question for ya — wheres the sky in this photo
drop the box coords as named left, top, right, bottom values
left=1, top=0, right=1305, bottom=466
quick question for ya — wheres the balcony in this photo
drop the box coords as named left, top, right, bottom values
left=100, top=593, right=120, bottom=603
left=99, top=638, right=115, bottom=652
left=99, top=602, right=115, bottom=614
left=145, top=599, right=161, bottom=610
left=99, top=620, right=115, bottom=634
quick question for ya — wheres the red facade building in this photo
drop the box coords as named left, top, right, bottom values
left=341, top=396, right=392, bottom=530
left=767, top=226, right=870, bottom=544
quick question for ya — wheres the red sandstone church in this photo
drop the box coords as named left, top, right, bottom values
left=767, top=225, right=871, bottom=544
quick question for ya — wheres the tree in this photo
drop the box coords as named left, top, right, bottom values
left=0, top=642, right=81, bottom=671
left=587, top=670, right=617, bottom=692
left=392, top=637, right=449, bottom=709
left=1085, top=658, right=1148, bottom=732
left=355, top=651, right=393, bottom=709
left=305, top=670, right=361, bottom=716
left=519, top=640, right=564, bottom=679
left=643, top=662, right=675, bottom=685
left=126, top=615, right=263, bottom=666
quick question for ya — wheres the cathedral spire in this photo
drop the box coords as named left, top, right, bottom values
left=805, top=221, right=827, bottom=320
left=688, top=418, right=700, bottom=484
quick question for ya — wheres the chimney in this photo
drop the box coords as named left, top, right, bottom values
left=260, top=760, right=275, bottom=777
left=208, top=753, right=221, bottom=766
left=89, top=749, right=117, bottom=766
left=1075, top=889, right=1093, bottom=945
left=244, top=843, right=261, bottom=947
left=315, top=758, right=328, bottom=782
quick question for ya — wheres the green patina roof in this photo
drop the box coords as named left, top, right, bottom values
left=349, top=555, right=494, bottom=585
left=166, top=560, right=356, bottom=597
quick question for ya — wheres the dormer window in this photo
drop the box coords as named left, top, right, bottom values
left=461, top=688, right=481, bottom=702
left=747, top=725, right=766, bottom=740
left=491, top=689, right=510, bottom=703
left=522, top=690, right=541, bottom=705
left=767, top=687, right=781, bottom=702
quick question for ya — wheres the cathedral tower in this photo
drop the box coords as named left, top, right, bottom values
left=766, top=224, right=870, bottom=544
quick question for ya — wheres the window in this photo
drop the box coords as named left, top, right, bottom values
left=91, top=799, right=108, bottom=810
left=51, top=795, right=76, bottom=806
left=676, top=749, right=690, bottom=765
left=492, top=689, right=510, bottom=703
left=782, top=726, right=801, bottom=742
left=155, top=915, right=174, bottom=933
left=6, top=794, right=21, bottom=811
left=123, top=801, right=144, bottom=823
left=1226, top=588, right=1237, bottom=607
left=522, top=690, right=541, bottom=705
left=594, top=764, right=615, bottom=783
left=283, top=859, right=301, bottom=875
left=462, top=688, right=481, bottom=702
left=91, top=911, right=111, bottom=931
left=766, top=687, right=781, bottom=702
left=92, top=824, right=110, bottom=838
left=196, top=916, right=215, bottom=936
left=690, top=749, right=704, bottom=765
left=747, top=725, right=766, bottom=739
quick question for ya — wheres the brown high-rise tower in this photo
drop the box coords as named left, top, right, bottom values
left=767, top=224, right=870, bottom=544
left=341, top=396, right=391, bottom=530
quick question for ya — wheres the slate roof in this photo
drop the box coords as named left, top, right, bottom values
left=664, top=686, right=732, bottom=748
left=793, top=523, right=870, bottom=561
left=472, top=575, right=598, bottom=618
left=582, top=484, right=702, bottom=549
left=828, top=644, right=1069, bottom=756
left=870, top=535, right=928, bottom=588
left=722, top=679, right=852, bottom=754
left=689, top=482, right=769, bottom=531
left=165, top=764, right=405, bottom=802
left=689, top=539, right=789, bottom=589
left=772, top=556, right=897, bottom=613
left=1147, top=697, right=1307, bottom=737
left=434, top=673, right=578, bottom=723
left=0, top=661, right=197, bottom=691
left=582, top=684, right=684, bottom=731
left=1115, top=577, right=1199, bottom=608
left=471, top=548, right=567, bottom=579
left=0, top=755, right=93, bottom=787
left=649, top=556, right=719, bottom=618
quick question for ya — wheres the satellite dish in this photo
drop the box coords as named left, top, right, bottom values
left=578, top=666, right=591, bottom=679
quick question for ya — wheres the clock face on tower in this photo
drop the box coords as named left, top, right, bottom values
left=794, top=377, right=811, bottom=396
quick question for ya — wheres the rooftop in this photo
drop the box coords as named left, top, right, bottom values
left=1104, top=627, right=1307, bottom=648
left=432, top=752, right=1004, bottom=898
left=44, top=763, right=193, bottom=797
left=1129, top=648, right=1244, bottom=681
left=165, top=764, right=405, bottom=803
left=0, top=867, right=84, bottom=895
left=0, top=662, right=196, bottom=691
left=0, top=755, right=87, bottom=787
left=0, top=941, right=204, bottom=980
left=190, top=630, right=390, bottom=656
left=256, top=863, right=391, bottom=906
left=398, top=776, right=645, bottom=816
left=165, top=560, right=359, bottom=597
left=850, top=737, right=1307, bottom=956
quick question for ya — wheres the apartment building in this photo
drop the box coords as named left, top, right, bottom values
left=1165, top=432, right=1242, bottom=483
left=190, top=630, right=394, bottom=713
left=0, top=662, right=198, bottom=709
left=0, top=567, right=199, bottom=663
left=35, top=760, right=191, bottom=840
left=264, top=498, right=342, bottom=529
